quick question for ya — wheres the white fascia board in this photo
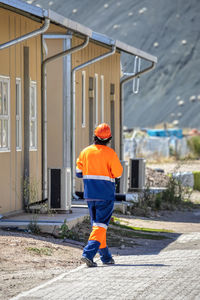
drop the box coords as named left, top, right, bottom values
left=48, top=9, right=92, bottom=37
left=91, top=31, right=115, bottom=46
left=91, top=32, right=157, bottom=64
left=116, top=40, right=157, bottom=63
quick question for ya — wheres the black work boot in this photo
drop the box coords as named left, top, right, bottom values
left=81, top=256, right=97, bottom=267
left=103, top=257, right=115, bottom=265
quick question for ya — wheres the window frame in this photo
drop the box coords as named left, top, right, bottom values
left=0, top=76, right=10, bottom=152
left=29, top=81, right=37, bottom=151
left=16, top=78, right=22, bottom=151
left=81, top=71, right=86, bottom=128
left=94, top=73, right=98, bottom=127
left=100, top=75, right=104, bottom=123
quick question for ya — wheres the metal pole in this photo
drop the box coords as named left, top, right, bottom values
left=71, top=44, right=116, bottom=196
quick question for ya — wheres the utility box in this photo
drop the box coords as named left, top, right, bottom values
left=129, top=158, right=145, bottom=190
left=119, top=160, right=128, bottom=193
left=115, top=161, right=128, bottom=194
left=48, top=168, right=71, bottom=211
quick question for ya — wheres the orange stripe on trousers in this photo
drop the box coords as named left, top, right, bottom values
left=89, top=226, right=107, bottom=249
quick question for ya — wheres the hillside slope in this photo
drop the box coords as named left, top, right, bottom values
left=24, top=0, right=200, bottom=128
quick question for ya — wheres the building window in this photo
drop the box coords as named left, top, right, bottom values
left=16, top=79, right=22, bottom=150
left=110, top=83, right=115, bottom=149
left=89, top=77, right=94, bottom=144
left=82, top=71, right=86, bottom=127
left=94, top=74, right=98, bottom=127
left=0, top=76, right=10, bottom=151
left=100, top=75, right=104, bottom=123
left=110, top=83, right=115, bottom=97
left=30, top=81, right=37, bottom=150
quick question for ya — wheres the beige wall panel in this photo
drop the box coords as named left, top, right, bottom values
left=46, top=23, right=67, bottom=35
left=0, top=10, right=14, bottom=213
left=46, top=39, right=63, bottom=168
left=15, top=15, right=25, bottom=212
left=15, top=152, right=23, bottom=211
left=10, top=15, right=17, bottom=212
left=35, top=33, right=42, bottom=201
left=29, top=151, right=42, bottom=203
left=15, top=16, right=22, bottom=77
left=0, top=9, right=43, bottom=213
left=0, top=154, right=11, bottom=213
left=28, top=30, right=42, bottom=201
left=0, top=9, right=10, bottom=75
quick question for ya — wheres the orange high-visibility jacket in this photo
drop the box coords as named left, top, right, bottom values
left=76, top=144, right=123, bottom=200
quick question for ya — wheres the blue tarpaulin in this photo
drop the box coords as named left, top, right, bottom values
left=147, top=129, right=183, bottom=138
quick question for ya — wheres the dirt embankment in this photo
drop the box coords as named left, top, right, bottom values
left=0, top=230, right=83, bottom=299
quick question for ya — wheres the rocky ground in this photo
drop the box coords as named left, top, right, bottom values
left=147, top=160, right=200, bottom=204
left=147, top=159, right=200, bottom=174
left=0, top=160, right=199, bottom=299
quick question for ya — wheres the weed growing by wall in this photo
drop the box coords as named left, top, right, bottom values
left=23, top=177, right=40, bottom=208
left=59, top=219, right=80, bottom=240
left=187, top=136, right=200, bottom=158
left=193, top=171, right=200, bottom=191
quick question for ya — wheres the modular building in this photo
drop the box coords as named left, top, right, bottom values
left=0, top=0, right=157, bottom=215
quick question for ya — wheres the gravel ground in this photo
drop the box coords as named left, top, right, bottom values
left=0, top=230, right=83, bottom=299
left=147, top=160, right=200, bottom=174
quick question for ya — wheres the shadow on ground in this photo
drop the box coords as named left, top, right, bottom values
left=110, top=232, right=180, bottom=256
left=147, top=208, right=200, bottom=223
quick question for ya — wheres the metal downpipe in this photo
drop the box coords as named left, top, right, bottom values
left=42, top=36, right=89, bottom=200
left=0, top=18, right=50, bottom=50
left=71, top=44, right=116, bottom=196
left=120, top=62, right=156, bottom=160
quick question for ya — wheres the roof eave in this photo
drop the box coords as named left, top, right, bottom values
left=48, top=9, right=92, bottom=38
left=91, top=31, right=115, bottom=46
left=0, top=1, right=92, bottom=37
left=116, top=40, right=157, bottom=63
left=91, top=31, right=157, bottom=63
left=0, top=0, right=46, bottom=18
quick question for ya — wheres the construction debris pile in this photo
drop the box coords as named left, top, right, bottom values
left=146, top=168, right=170, bottom=188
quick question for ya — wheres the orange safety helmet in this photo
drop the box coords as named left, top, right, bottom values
left=94, top=123, right=112, bottom=140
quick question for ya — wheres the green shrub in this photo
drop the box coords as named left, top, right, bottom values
left=193, top=171, right=200, bottom=191
left=27, top=218, right=41, bottom=235
left=59, top=219, right=69, bottom=239
left=59, top=219, right=79, bottom=240
left=187, top=136, right=200, bottom=157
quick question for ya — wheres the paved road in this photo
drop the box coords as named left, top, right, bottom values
left=11, top=232, right=200, bottom=300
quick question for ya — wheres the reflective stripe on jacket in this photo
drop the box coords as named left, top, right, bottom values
left=76, top=144, right=123, bottom=200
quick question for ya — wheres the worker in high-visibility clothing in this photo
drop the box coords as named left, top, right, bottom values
left=76, top=123, right=123, bottom=267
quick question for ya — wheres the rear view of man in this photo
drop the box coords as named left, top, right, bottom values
left=76, top=123, right=123, bottom=267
